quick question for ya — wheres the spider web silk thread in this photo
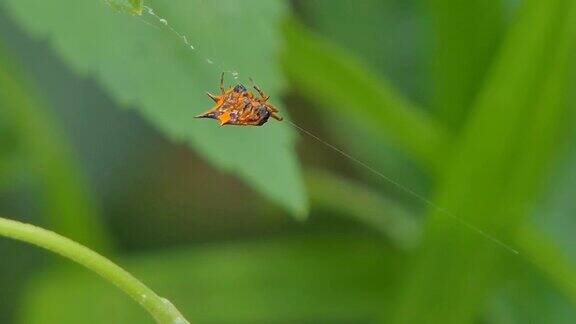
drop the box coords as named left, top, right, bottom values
left=288, top=121, right=520, bottom=256
left=112, top=1, right=520, bottom=256
left=132, top=3, right=240, bottom=80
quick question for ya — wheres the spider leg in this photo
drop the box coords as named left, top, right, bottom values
left=270, top=111, right=283, bottom=121
left=249, top=78, right=268, bottom=100
left=206, top=92, right=219, bottom=102
left=254, top=85, right=266, bottom=99
left=267, top=104, right=279, bottom=113
left=220, top=72, right=225, bottom=93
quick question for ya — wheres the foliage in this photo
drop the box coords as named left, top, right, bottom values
left=0, top=217, right=187, bottom=323
left=0, top=43, right=110, bottom=250
left=0, top=0, right=575, bottom=323
left=19, top=234, right=403, bottom=323
left=1, top=0, right=308, bottom=217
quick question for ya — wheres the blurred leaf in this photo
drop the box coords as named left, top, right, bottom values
left=320, top=111, right=432, bottom=205
left=487, top=268, right=576, bottom=324
left=292, top=1, right=434, bottom=197
left=308, top=166, right=576, bottom=307
left=283, top=19, right=450, bottom=173
left=297, top=0, right=393, bottom=73
left=0, top=44, right=111, bottom=251
left=0, top=154, right=29, bottom=190
left=496, top=139, right=576, bottom=321
left=531, top=131, right=576, bottom=263
left=1, top=0, right=308, bottom=217
left=306, top=166, right=576, bottom=304
left=0, top=112, right=22, bottom=187
left=297, top=0, right=430, bottom=103
left=391, top=0, right=576, bottom=322
left=18, top=234, right=405, bottom=323
left=306, top=169, right=421, bottom=250
left=509, top=131, right=576, bottom=313
left=428, top=0, right=505, bottom=128
left=515, top=225, right=576, bottom=308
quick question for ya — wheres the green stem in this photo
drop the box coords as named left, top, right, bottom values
left=0, top=216, right=189, bottom=324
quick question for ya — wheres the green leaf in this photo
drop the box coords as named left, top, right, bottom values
left=391, top=0, right=576, bottom=322
left=290, top=2, right=435, bottom=189
left=512, top=132, right=576, bottom=311
left=428, top=0, right=505, bottom=128
left=0, top=44, right=112, bottom=251
left=18, top=234, right=405, bottom=323
left=487, top=267, right=576, bottom=324
left=296, top=0, right=430, bottom=102
left=1, top=0, right=308, bottom=217
left=515, top=225, right=576, bottom=309
left=306, top=169, right=421, bottom=250
left=531, top=130, right=576, bottom=263
left=282, top=19, right=450, bottom=173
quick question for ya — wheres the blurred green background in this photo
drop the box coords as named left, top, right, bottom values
left=0, top=0, right=575, bottom=323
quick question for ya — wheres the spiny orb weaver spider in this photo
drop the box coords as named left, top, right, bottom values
left=195, top=73, right=283, bottom=126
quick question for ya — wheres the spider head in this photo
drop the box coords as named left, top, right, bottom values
left=233, top=84, right=247, bottom=93
left=256, top=106, right=271, bottom=126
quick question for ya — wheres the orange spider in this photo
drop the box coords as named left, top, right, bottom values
left=195, top=73, right=283, bottom=126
